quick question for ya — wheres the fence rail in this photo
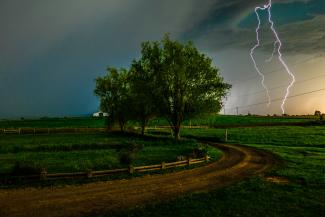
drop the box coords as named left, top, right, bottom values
left=0, top=121, right=315, bottom=135
left=2, top=156, right=209, bottom=182
left=0, top=127, right=109, bottom=135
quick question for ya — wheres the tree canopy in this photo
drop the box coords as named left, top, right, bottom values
left=94, top=67, right=130, bottom=132
left=95, top=34, right=231, bottom=139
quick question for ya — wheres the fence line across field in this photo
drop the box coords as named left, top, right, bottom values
left=0, top=121, right=311, bottom=135
left=0, top=126, right=207, bottom=135
left=3, top=156, right=210, bottom=181
left=0, top=127, right=109, bottom=135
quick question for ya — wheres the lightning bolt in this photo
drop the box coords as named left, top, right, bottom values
left=250, top=0, right=295, bottom=114
left=250, top=5, right=271, bottom=107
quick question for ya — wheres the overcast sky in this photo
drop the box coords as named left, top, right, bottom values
left=0, top=0, right=324, bottom=118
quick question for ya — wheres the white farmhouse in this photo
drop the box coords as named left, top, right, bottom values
left=92, top=111, right=109, bottom=117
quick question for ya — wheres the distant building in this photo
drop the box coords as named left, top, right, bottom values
left=92, top=111, right=109, bottom=117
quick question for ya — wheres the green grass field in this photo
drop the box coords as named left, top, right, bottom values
left=182, top=114, right=314, bottom=126
left=148, top=114, right=315, bottom=127
left=0, top=117, right=106, bottom=129
left=111, top=125, right=325, bottom=217
left=0, top=132, right=221, bottom=176
left=1, top=115, right=324, bottom=216
left=0, top=114, right=316, bottom=129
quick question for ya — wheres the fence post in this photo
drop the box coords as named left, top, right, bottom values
left=40, top=169, right=47, bottom=180
left=87, top=170, right=93, bottom=178
left=18, top=128, right=21, bottom=135
left=225, top=129, right=228, bottom=142
left=129, top=165, right=135, bottom=174
left=205, top=155, right=209, bottom=163
left=187, top=159, right=191, bottom=166
left=161, top=161, right=166, bottom=170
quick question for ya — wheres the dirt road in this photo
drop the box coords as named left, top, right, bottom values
left=0, top=143, right=277, bottom=217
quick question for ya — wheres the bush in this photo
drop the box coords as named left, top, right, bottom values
left=11, top=161, right=45, bottom=175
left=191, top=144, right=208, bottom=158
left=119, top=152, right=136, bottom=165
left=118, top=141, right=142, bottom=165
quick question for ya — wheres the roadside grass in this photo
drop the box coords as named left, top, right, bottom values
left=110, top=126, right=325, bottom=217
left=0, top=132, right=220, bottom=175
left=1, top=117, right=324, bottom=216
left=181, top=126, right=325, bottom=184
left=111, top=177, right=325, bottom=217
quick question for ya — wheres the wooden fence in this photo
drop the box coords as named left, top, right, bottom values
left=0, top=126, right=208, bottom=135
left=0, top=121, right=314, bottom=135
left=0, top=127, right=109, bottom=135
left=4, top=156, right=209, bottom=181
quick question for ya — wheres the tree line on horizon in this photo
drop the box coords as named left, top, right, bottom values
left=94, top=34, right=231, bottom=140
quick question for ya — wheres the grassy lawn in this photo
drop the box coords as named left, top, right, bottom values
left=0, top=132, right=220, bottom=175
left=182, top=126, right=325, bottom=148
left=1, top=117, right=324, bottom=216
left=0, top=115, right=315, bottom=129
left=148, top=115, right=315, bottom=127
left=111, top=125, right=325, bottom=217
left=182, top=114, right=314, bottom=126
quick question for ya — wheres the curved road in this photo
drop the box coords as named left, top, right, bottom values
left=0, top=143, right=277, bottom=217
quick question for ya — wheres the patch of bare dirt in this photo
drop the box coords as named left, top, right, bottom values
left=265, top=176, right=290, bottom=184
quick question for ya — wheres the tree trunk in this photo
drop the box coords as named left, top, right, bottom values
left=119, top=118, right=125, bottom=133
left=106, top=117, right=112, bottom=131
left=141, top=124, right=145, bottom=136
left=119, top=123, right=124, bottom=132
left=140, top=118, right=148, bottom=136
left=173, top=125, right=181, bottom=140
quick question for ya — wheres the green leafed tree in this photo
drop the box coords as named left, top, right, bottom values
left=94, top=67, right=131, bottom=132
left=138, top=34, right=231, bottom=139
left=129, top=59, right=157, bottom=135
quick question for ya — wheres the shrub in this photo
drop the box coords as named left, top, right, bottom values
left=191, top=144, right=208, bottom=158
left=11, top=161, right=45, bottom=175
left=119, top=152, right=136, bottom=165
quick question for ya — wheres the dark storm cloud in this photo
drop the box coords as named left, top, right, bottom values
left=195, top=15, right=325, bottom=54
left=184, top=0, right=312, bottom=32
left=0, top=0, right=322, bottom=118
left=192, top=0, right=325, bottom=54
left=0, top=0, right=215, bottom=117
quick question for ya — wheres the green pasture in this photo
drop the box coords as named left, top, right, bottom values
left=1, top=116, right=325, bottom=216
left=0, top=133, right=220, bottom=174
left=112, top=125, right=325, bottom=217
left=0, top=117, right=106, bottom=129
left=0, top=114, right=316, bottom=129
